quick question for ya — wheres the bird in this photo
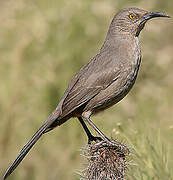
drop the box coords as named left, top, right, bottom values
left=3, top=7, right=170, bottom=180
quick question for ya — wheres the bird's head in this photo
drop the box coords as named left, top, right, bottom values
left=109, top=8, right=170, bottom=37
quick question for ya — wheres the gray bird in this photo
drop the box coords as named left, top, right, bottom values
left=3, top=7, right=170, bottom=180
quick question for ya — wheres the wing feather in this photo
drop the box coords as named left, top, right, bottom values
left=57, top=47, right=121, bottom=118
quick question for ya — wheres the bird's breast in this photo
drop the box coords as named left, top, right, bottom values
left=114, top=37, right=141, bottom=100
left=127, top=37, right=141, bottom=79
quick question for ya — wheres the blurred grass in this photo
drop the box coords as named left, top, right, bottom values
left=0, top=0, right=173, bottom=180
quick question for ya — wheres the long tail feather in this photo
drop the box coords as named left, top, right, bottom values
left=3, top=113, right=59, bottom=180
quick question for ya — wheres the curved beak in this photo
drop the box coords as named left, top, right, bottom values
left=143, top=12, right=170, bottom=20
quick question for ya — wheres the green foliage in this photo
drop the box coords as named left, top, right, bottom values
left=0, top=0, right=172, bottom=179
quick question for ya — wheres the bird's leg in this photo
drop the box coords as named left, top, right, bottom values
left=78, top=117, right=102, bottom=144
left=81, top=113, right=110, bottom=142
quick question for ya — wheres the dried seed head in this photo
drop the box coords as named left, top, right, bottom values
left=80, top=139, right=130, bottom=180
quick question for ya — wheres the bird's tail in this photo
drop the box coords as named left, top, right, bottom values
left=3, top=112, right=59, bottom=180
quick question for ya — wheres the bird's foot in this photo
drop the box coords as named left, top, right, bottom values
left=88, top=135, right=103, bottom=144
left=88, top=135, right=115, bottom=145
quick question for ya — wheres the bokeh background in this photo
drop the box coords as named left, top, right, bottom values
left=0, top=0, right=172, bottom=179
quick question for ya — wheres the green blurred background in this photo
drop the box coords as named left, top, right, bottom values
left=0, top=0, right=172, bottom=179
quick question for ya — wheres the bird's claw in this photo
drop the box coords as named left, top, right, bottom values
left=88, top=136, right=103, bottom=144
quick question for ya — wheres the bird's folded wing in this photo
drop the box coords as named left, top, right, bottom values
left=59, top=57, right=121, bottom=117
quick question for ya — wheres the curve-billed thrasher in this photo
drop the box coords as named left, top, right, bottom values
left=3, top=7, right=170, bottom=179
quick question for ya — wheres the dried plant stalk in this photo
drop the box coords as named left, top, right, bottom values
left=80, top=139, right=130, bottom=180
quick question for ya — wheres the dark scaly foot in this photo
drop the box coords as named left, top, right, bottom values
left=78, top=116, right=111, bottom=144
left=78, top=117, right=101, bottom=144
left=82, top=115, right=111, bottom=143
left=88, top=135, right=103, bottom=144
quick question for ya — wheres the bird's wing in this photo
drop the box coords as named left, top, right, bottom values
left=58, top=52, right=121, bottom=118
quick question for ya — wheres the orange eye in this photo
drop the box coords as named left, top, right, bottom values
left=129, top=14, right=136, bottom=19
